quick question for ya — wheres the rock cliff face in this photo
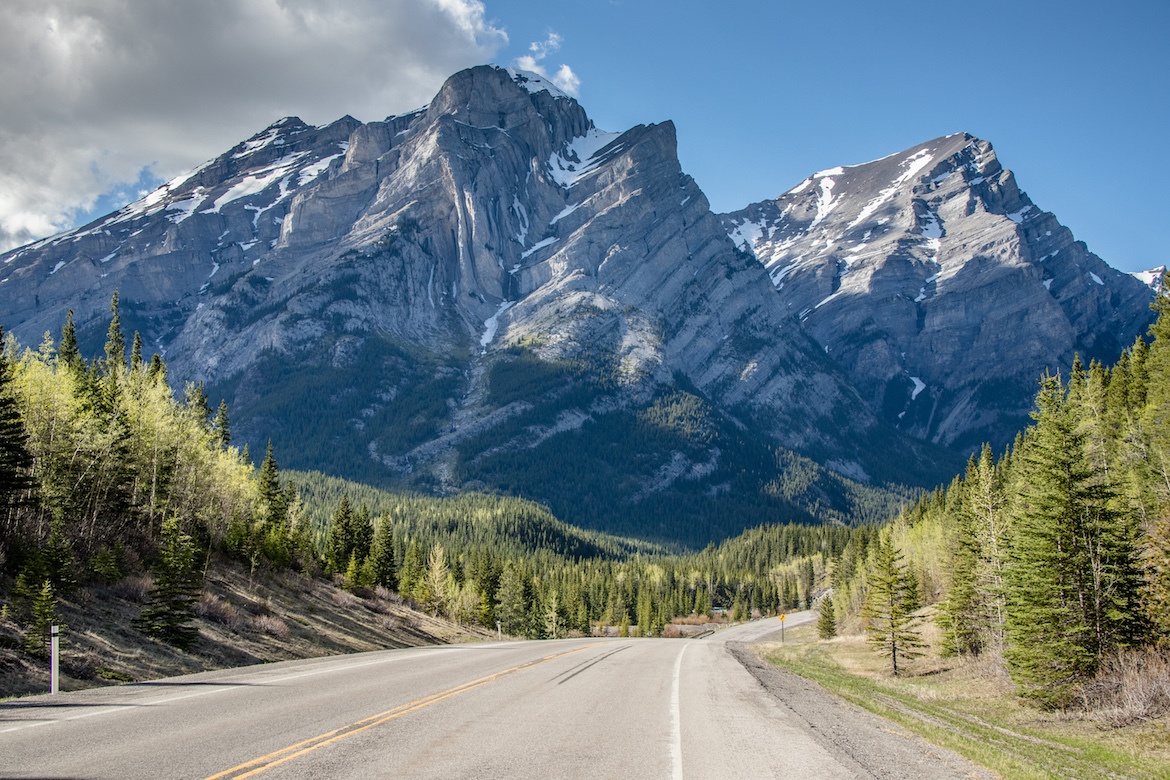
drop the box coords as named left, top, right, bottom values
left=0, top=66, right=935, bottom=542
left=0, top=69, right=1153, bottom=540
left=721, top=134, right=1154, bottom=451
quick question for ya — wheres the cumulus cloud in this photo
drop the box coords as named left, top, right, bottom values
left=0, top=0, right=508, bottom=252
left=514, top=32, right=579, bottom=97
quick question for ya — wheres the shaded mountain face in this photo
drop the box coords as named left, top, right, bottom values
left=721, top=134, right=1155, bottom=452
left=0, top=67, right=1149, bottom=543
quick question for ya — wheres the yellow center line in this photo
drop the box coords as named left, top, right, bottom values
left=204, top=643, right=600, bottom=779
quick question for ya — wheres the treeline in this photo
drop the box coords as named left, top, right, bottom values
left=294, top=470, right=865, bottom=638
left=828, top=295, right=1170, bottom=708
left=0, top=294, right=312, bottom=650
left=0, top=297, right=875, bottom=656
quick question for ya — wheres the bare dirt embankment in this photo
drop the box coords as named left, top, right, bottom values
left=0, top=558, right=492, bottom=699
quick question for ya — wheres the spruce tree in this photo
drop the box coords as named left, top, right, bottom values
left=130, top=332, right=143, bottom=373
left=817, top=595, right=837, bottom=640
left=326, top=496, right=354, bottom=574
left=213, top=400, right=231, bottom=448
left=24, top=580, right=61, bottom=658
left=1003, top=374, right=1142, bottom=707
left=862, top=537, right=923, bottom=675
left=368, top=519, right=397, bottom=589
left=58, top=309, right=82, bottom=373
left=135, top=517, right=202, bottom=649
left=44, top=515, right=76, bottom=595
left=397, top=539, right=424, bottom=600
left=104, top=290, right=125, bottom=373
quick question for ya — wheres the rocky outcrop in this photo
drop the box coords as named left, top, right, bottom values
left=721, top=134, right=1154, bottom=451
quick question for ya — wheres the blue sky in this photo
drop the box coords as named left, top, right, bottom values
left=487, top=0, right=1168, bottom=273
left=2, top=0, right=1165, bottom=273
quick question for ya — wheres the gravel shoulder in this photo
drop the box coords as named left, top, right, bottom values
left=729, top=641, right=996, bottom=780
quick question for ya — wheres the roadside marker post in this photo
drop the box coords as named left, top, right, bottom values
left=780, top=613, right=786, bottom=644
left=50, top=624, right=59, bottom=695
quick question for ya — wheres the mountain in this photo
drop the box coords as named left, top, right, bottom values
left=720, top=134, right=1155, bottom=452
left=0, top=67, right=1152, bottom=544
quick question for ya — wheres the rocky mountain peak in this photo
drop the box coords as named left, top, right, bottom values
left=0, top=67, right=1154, bottom=542
left=720, top=132, right=1153, bottom=452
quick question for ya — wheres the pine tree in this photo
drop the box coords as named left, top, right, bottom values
left=817, top=595, right=837, bottom=640
left=862, top=537, right=922, bottom=676
left=135, top=517, right=202, bottom=649
left=185, top=382, right=211, bottom=428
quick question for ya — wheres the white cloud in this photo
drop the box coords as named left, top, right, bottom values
left=514, top=31, right=579, bottom=97
left=529, top=32, right=563, bottom=60
left=0, top=0, right=508, bottom=252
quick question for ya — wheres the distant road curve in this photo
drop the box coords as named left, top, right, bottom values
left=1, top=613, right=990, bottom=779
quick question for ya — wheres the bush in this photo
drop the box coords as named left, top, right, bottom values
left=1077, top=647, right=1170, bottom=725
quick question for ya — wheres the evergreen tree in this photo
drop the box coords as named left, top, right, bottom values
left=104, top=290, right=125, bottom=373
left=58, top=309, right=81, bottom=373
left=147, top=354, right=165, bottom=381
left=938, top=457, right=983, bottom=656
left=326, top=496, right=354, bottom=574
left=24, top=580, right=61, bottom=657
left=130, top=332, right=143, bottom=373
left=862, top=537, right=922, bottom=675
left=185, top=382, right=211, bottom=428
left=44, top=515, right=76, bottom=595
left=817, top=595, right=837, bottom=640
left=398, top=539, right=424, bottom=600
left=368, top=519, right=397, bottom=590
left=495, top=562, right=529, bottom=635
left=0, top=331, right=33, bottom=506
left=135, top=517, right=203, bottom=649
left=1003, top=374, right=1142, bottom=707
left=213, top=400, right=231, bottom=448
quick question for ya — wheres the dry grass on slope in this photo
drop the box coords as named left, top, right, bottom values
left=0, top=557, right=493, bottom=699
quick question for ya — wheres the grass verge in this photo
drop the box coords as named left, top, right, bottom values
left=764, top=624, right=1170, bottom=780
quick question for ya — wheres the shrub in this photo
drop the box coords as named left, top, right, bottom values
left=1077, top=647, right=1170, bottom=725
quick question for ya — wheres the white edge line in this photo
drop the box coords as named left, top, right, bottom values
left=0, top=647, right=468, bottom=734
left=671, top=643, right=687, bottom=780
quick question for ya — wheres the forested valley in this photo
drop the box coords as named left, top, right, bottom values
left=3, top=290, right=1169, bottom=718
left=0, top=295, right=871, bottom=686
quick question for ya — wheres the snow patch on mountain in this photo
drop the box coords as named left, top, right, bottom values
left=846, top=149, right=934, bottom=230
left=548, top=128, right=624, bottom=188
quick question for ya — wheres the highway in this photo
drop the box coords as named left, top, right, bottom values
left=1, top=613, right=988, bottom=779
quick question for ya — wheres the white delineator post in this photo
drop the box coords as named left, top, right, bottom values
left=50, top=624, right=59, bottom=695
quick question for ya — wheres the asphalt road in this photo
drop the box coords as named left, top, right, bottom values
left=1, top=613, right=988, bottom=779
